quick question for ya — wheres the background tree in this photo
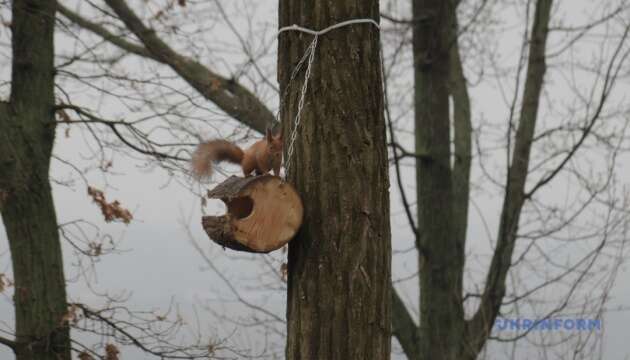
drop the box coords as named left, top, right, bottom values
left=385, top=0, right=630, bottom=359
left=0, top=0, right=71, bottom=358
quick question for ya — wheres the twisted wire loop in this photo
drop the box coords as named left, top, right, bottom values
left=277, top=18, right=380, bottom=180
left=278, top=18, right=380, bottom=36
left=283, top=36, right=317, bottom=179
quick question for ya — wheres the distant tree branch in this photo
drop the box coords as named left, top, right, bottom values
left=380, top=12, right=432, bottom=25
left=73, top=303, right=214, bottom=359
left=59, top=0, right=275, bottom=134
left=389, top=142, right=431, bottom=160
left=383, top=45, right=421, bottom=359
left=382, top=49, right=420, bottom=239
left=0, top=335, right=17, bottom=352
left=391, top=286, right=420, bottom=360
left=56, top=104, right=187, bottom=162
left=467, top=0, right=553, bottom=351
left=525, top=24, right=630, bottom=198
left=57, top=4, right=155, bottom=59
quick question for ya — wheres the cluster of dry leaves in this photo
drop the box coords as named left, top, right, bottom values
left=87, top=186, right=133, bottom=224
left=77, top=343, right=119, bottom=360
left=55, top=107, right=73, bottom=138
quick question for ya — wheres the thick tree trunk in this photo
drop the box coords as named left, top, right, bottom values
left=278, top=1, right=391, bottom=359
left=412, top=1, right=465, bottom=359
left=405, top=1, right=553, bottom=359
left=0, top=0, right=71, bottom=359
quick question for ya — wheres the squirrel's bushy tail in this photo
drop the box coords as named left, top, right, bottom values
left=191, top=140, right=244, bottom=179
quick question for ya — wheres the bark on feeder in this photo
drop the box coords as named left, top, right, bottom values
left=201, top=175, right=303, bottom=253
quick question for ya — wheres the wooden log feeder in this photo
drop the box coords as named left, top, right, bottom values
left=201, top=175, right=304, bottom=253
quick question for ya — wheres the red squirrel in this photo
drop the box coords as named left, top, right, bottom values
left=192, top=129, right=283, bottom=178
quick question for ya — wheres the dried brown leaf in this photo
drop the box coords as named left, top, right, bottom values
left=78, top=351, right=95, bottom=360
left=105, top=343, right=120, bottom=360
left=88, top=186, right=133, bottom=224
left=57, top=108, right=71, bottom=123
left=60, top=303, right=81, bottom=326
left=210, top=78, right=222, bottom=91
left=280, top=263, right=288, bottom=281
left=0, top=274, right=12, bottom=293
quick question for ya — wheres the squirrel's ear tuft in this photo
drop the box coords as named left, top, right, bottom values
left=266, top=128, right=273, bottom=141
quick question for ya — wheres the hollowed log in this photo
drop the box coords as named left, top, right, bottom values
left=202, top=175, right=303, bottom=253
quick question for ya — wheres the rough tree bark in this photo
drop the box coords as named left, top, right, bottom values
left=392, top=2, right=475, bottom=359
left=412, top=1, right=465, bottom=359
left=0, top=0, right=71, bottom=359
left=278, top=1, right=391, bottom=359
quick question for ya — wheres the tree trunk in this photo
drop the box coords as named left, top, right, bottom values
left=413, top=1, right=466, bottom=359
left=0, top=0, right=71, bottom=359
left=278, top=1, right=391, bottom=359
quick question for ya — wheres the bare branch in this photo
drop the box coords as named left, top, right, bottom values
left=57, top=104, right=187, bottom=162
left=467, top=0, right=554, bottom=351
left=57, top=3, right=155, bottom=60
left=525, top=25, right=630, bottom=198
left=0, top=335, right=17, bottom=352
left=61, top=0, right=275, bottom=134
left=382, top=47, right=420, bottom=238
left=391, top=286, right=420, bottom=360
left=73, top=303, right=216, bottom=359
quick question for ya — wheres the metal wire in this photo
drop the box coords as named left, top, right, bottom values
left=278, top=18, right=380, bottom=180
left=284, top=36, right=318, bottom=179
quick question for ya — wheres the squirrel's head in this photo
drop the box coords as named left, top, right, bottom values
left=266, top=128, right=283, bottom=154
